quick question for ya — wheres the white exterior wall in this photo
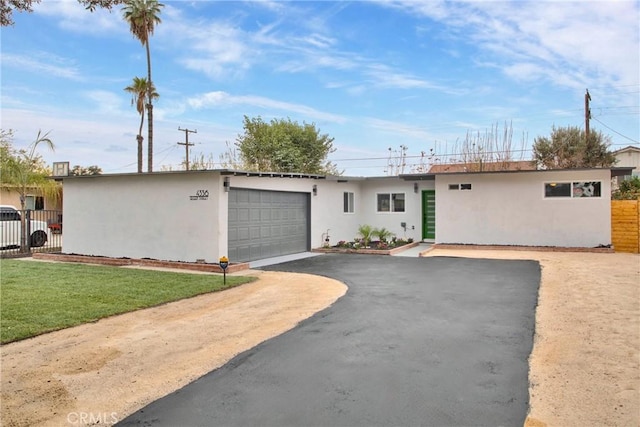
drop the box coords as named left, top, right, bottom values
left=62, top=171, right=365, bottom=262
left=435, top=169, right=612, bottom=247
left=614, top=148, right=640, bottom=177
left=358, top=177, right=434, bottom=242
left=315, top=181, right=363, bottom=246
left=63, top=172, right=222, bottom=263
left=61, top=168, right=613, bottom=263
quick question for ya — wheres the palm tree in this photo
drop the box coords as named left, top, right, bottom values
left=1, top=130, right=60, bottom=251
left=372, top=227, right=394, bottom=244
left=123, top=0, right=163, bottom=172
left=124, top=76, right=158, bottom=173
left=357, top=224, right=374, bottom=248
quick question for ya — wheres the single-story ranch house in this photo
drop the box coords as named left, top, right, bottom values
left=58, top=167, right=632, bottom=264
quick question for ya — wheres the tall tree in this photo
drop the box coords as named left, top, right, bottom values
left=235, top=116, right=340, bottom=175
left=124, top=76, right=158, bottom=173
left=71, top=165, right=103, bottom=175
left=532, top=125, right=617, bottom=169
left=122, top=0, right=163, bottom=172
left=1, top=0, right=123, bottom=26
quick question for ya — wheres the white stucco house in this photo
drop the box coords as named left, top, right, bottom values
left=59, top=167, right=631, bottom=264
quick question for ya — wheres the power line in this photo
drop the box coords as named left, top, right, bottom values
left=156, top=144, right=179, bottom=166
left=591, top=117, right=640, bottom=144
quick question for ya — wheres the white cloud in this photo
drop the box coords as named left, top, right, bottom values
left=36, top=0, right=124, bottom=35
left=84, top=90, right=124, bottom=115
left=1, top=53, right=83, bottom=80
left=384, top=0, right=640, bottom=91
left=187, top=91, right=347, bottom=124
left=363, top=117, right=434, bottom=140
left=163, top=14, right=253, bottom=80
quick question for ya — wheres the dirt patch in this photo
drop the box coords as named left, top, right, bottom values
left=1, top=251, right=638, bottom=427
left=421, top=249, right=640, bottom=427
left=1, top=268, right=346, bottom=427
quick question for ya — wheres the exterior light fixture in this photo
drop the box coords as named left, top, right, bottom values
left=312, top=184, right=318, bottom=196
left=223, top=176, right=231, bottom=192
left=414, top=182, right=419, bottom=193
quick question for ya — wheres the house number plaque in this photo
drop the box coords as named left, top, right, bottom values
left=190, top=190, right=209, bottom=200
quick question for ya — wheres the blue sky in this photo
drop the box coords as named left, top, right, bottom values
left=1, top=0, right=639, bottom=176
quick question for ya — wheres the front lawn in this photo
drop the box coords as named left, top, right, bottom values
left=0, top=260, right=255, bottom=344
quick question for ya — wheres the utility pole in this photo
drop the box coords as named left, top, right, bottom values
left=177, top=127, right=196, bottom=171
left=584, top=89, right=591, bottom=141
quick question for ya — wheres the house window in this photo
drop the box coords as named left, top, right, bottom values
left=343, top=192, right=354, bottom=213
left=545, top=182, right=571, bottom=197
left=545, top=182, right=601, bottom=198
left=460, top=183, right=472, bottom=190
left=25, top=195, right=45, bottom=210
left=449, top=184, right=459, bottom=190
left=572, top=181, right=601, bottom=197
left=377, top=193, right=405, bottom=213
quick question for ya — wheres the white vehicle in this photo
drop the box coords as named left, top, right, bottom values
left=0, top=205, right=49, bottom=249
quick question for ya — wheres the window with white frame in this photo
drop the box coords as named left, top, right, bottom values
left=343, top=192, right=354, bottom=213
left=544, top=181, right=602, bottom=198
left=449, top=183, right=472, bottom=190
left=377, top=193, right=405, bottom=212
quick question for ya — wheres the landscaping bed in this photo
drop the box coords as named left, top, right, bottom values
left=313, top=240, right=419, bottom=255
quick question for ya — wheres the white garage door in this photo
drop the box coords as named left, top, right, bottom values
left=228, top=188, right=310, bottom=262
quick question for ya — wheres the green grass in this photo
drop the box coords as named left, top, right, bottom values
left=0, top=260, right=255, bottom=344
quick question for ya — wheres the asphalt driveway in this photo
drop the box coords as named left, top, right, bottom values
left=119, top=254, right=540, bottom=427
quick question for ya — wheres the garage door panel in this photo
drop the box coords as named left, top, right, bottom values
left=236, top=190, right=250, bottom=203
left=238, top=208, right=250, bottom=222
left=250, top=226, right=260, bottom=240
left=238, top=228, right=250, bottom=241
left=228, top=188, right=310, bottom=262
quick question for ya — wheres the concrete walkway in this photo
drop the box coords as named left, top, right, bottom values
left=249, top=252, right=321, bottom=269
left=249, top=242, right=432, bottom=269
left=392, top=242, right=432, bottom=257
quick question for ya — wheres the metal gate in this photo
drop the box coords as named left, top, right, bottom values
left=228, top=188, right=310, bottom=262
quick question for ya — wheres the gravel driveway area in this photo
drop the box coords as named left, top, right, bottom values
left=1, top=250, right=638, bottom=427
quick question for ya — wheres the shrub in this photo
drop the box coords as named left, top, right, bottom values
left=613, top=176, right=640, bottom=200
left=357, top=224, right=374, bottom=247
left=373, top=227, right=394, bottom=243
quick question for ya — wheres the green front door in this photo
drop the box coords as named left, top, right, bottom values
left=422, top=190, right=435, bottom=240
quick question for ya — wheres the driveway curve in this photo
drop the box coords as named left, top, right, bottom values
left=119, top=254, right=540, bottom=427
